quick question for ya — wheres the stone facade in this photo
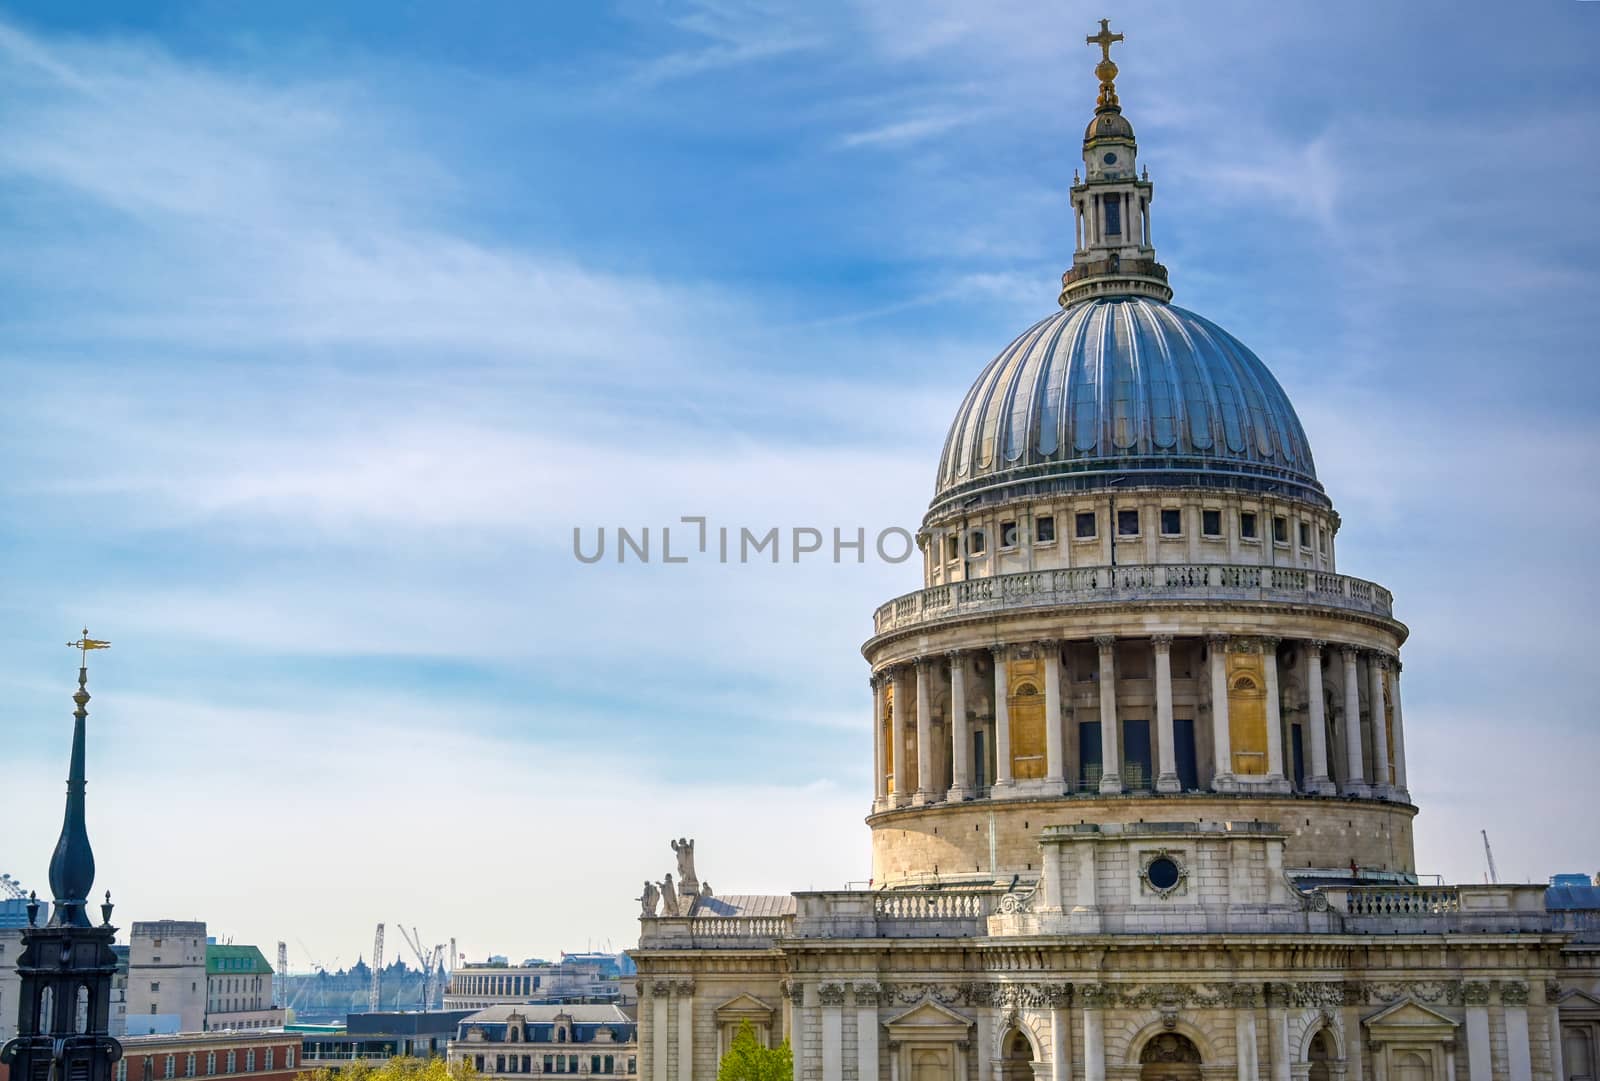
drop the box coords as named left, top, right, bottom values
left=627, top=21, right=1598, bottom=1081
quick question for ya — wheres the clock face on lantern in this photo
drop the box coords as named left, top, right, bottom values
left=1103, top=152, right=1118, bottom=165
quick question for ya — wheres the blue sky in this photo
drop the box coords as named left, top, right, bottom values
left=2, top=0, right=1597, bottom=966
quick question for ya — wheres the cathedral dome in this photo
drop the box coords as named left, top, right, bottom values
left=1084, top=110, right=1134, bottom=142
left=930, top=296, right=1325, bottom=518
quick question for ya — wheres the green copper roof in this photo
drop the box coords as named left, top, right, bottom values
left=206, top=944, right=274, bottom=975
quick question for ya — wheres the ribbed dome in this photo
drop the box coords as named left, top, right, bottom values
left=1085, top=110, right=1134, bottom=142
left=931, top=296, right=1324, bottom=518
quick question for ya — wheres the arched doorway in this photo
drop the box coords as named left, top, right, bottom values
left=998, top=1028, right=1035, bottom=1081
left=1308, top=1029, right=1334, bottom=1081
left=1139, top=1032, right=1201, bottom=1081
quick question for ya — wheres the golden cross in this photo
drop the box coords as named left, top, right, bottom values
left=1086, top=18, right=1124, bottom=64
left=67, top=628, right=111, bottom=666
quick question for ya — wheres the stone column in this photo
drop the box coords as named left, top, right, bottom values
left=1050, top=997, right=1072, bottom=1081
left=872, top=675, right=886, bottom=806
left=1444, top=1041, right=1458, bottom=1081
left=1082, top=1006, right=1104, bottom=1081
left=1268, top=996, right=1290, bottom=1081
left=1304, top=641, right=1334, bottom=794
left=1044, top=641, right=1067, bottom=793
left=1505, top=996, right=1533, bottom=1081
left=993, top=648, right=1014, bottom=795
left=1154, top=635, right=1179, bottom=792
left=1235, top=1008, right=1259, bottom=1081
left=820, top=984, right=844, bottom=1081
left=675, top=981, right=694, bottom=1081
left=1369, top=655, right=1391, bottom=796
left=890, top=667, right=910, bottom=806
left=855, top=986, right=880, bottom=1081
left=1209, top=635, right=1234, bottom=790
left=948, top=652, right=972, bottom=801
left=1390, top=661, right=1409, bottom=798
left=1464, top=999, right=1491, bottom=1081
left=915, top=660, right=934, bottom=805
left=1096, top=636, right=1122, bottom=793
left=651, top=983, right=668, bottom=1081
left=1262, top=637, right=1288, bottom=791
left=1341, top=647, right=1366, bottom=795
left=787, top=982, right=805, bottom=1079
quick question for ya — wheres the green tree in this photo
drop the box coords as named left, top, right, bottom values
left=716, top=1021, right=793, bottom=1081
left=306, top=1055, right=479, bottom=1081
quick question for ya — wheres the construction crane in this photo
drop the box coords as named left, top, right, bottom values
left=1482, top=830, right=1500, bottom=885
left=276, top=942, right=289, bottom=1009
left=369, top=924, right=385, bottom=1012
left=399, top=926, right=448, bottom=1010
left=0, top=874, right=27, bottom=900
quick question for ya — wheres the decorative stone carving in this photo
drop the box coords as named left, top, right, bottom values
left=817, top=984, right=847, bottom=1007
left=1342, top=982, right=1367, bottom=1007
left=1283, top=872, right=1330, bottom=911
left=659, top=874, right=679, bottom=917
left=1499, top=982, right=1530, bottom=1006
left=997, top=880, right=1039, bottom=914
left=1230, top=984, right=1261, bottom=1008
left=674, top=980, right=696, bottom=995
left=1462, top=982, right=1492, bottom=1006
left=1079, top=985, right=1117, bottom=1009
left=640, top=880, right=660, bottom=918
left=1094, top=634, right=1116, bottom=651
left=1151, top=634, right=1174, bottom=650
left=854, top=984, right=882, bottom=1007
left=1139, top=849, right=1189, bottom=899
left=651, top=981, right=672, bottom=996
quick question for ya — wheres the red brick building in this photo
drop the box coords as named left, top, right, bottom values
left=114, top=1032, right=302, bottom=1081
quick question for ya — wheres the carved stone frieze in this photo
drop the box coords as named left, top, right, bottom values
left=854, top=984, right=882, bottom=1007
left=817, top=984, right=847, bottom=1007
left=1499, top=981, right=1530, bottom=1006
left=1462, top=982, right=1492, bottom=1006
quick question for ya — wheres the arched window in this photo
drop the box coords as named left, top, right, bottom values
left=76, top=985, right=91, bottom=1034
left=1307, top=1030, right=1334, bottom=1081
left=38, top=985, right=54, bottom=1033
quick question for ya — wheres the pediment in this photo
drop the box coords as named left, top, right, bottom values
left=884, top=998, right=973, bottom=1037
left=1364, top=999, right=1459, bottom=1037
left=714, top=993, right=776, bottom=1018
left=1559, top=989, right=1600, bottom=1015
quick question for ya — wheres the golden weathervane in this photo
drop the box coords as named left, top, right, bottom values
left=67, top=628, right=111, bottom=666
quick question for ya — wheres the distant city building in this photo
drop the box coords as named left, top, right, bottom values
left=114, top=1030, right=300, bottom=1081
left=444, top=955, right=635, bottom=1012
left=205, top=945, right=284, bottom=1031
left=125, top=922, right=207, bottom=1035
left=448, top=1005, right=637, bottom=1079
left=112, top=945, right=130, bottom=1036
left=0, top=901, right=51, bottom=1045
left=0, top=896, right=48, bottom=933
left=298, top=1011, right=473, bottom=1072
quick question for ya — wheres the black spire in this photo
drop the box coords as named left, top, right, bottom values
left=2, top=644, right=122, bottom=1081
left=47, top=666, right=98, bottom=928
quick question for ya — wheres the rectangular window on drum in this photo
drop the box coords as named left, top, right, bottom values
left=1240, top=511, right=1258, bottom=540
left=1104, top=195, right=1121, bottom=235
left=1202, top=509, right=1222, bottom=537
left=1117, top=508, right=1139, bottom=535
left=1076, top=511, right=1097, bottom=539
left=1035, top=515, right=1055, bottom=544
left=1160, top=509, right=1181, bottom=535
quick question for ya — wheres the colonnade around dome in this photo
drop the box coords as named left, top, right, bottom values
left=919, top=491, right=1341, bottom=587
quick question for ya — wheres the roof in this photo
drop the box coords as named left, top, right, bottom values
left=206, top=944, right=274, bottom=976
left=455, top=1004, right=637, bottom=1047
left=932, top=296, right=1324, bottom=520
left=686, top=894, right=795, bottom=918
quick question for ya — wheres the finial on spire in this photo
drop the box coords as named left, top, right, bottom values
left=1086, top=18, right=1125, bottom=112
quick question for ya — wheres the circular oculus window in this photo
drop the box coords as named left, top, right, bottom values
left=1103, top=152, right=1118, bottom=165
left=1145, top=855, right=1182, bottom=891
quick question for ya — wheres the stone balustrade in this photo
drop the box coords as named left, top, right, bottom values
left=872, top=563, right=1394, bottom=637
left=1320, top=883, right=1552, bottom=933
left=787, top=890, right=1003, bottom=940
left=637, top=914, right=794, bottom=948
